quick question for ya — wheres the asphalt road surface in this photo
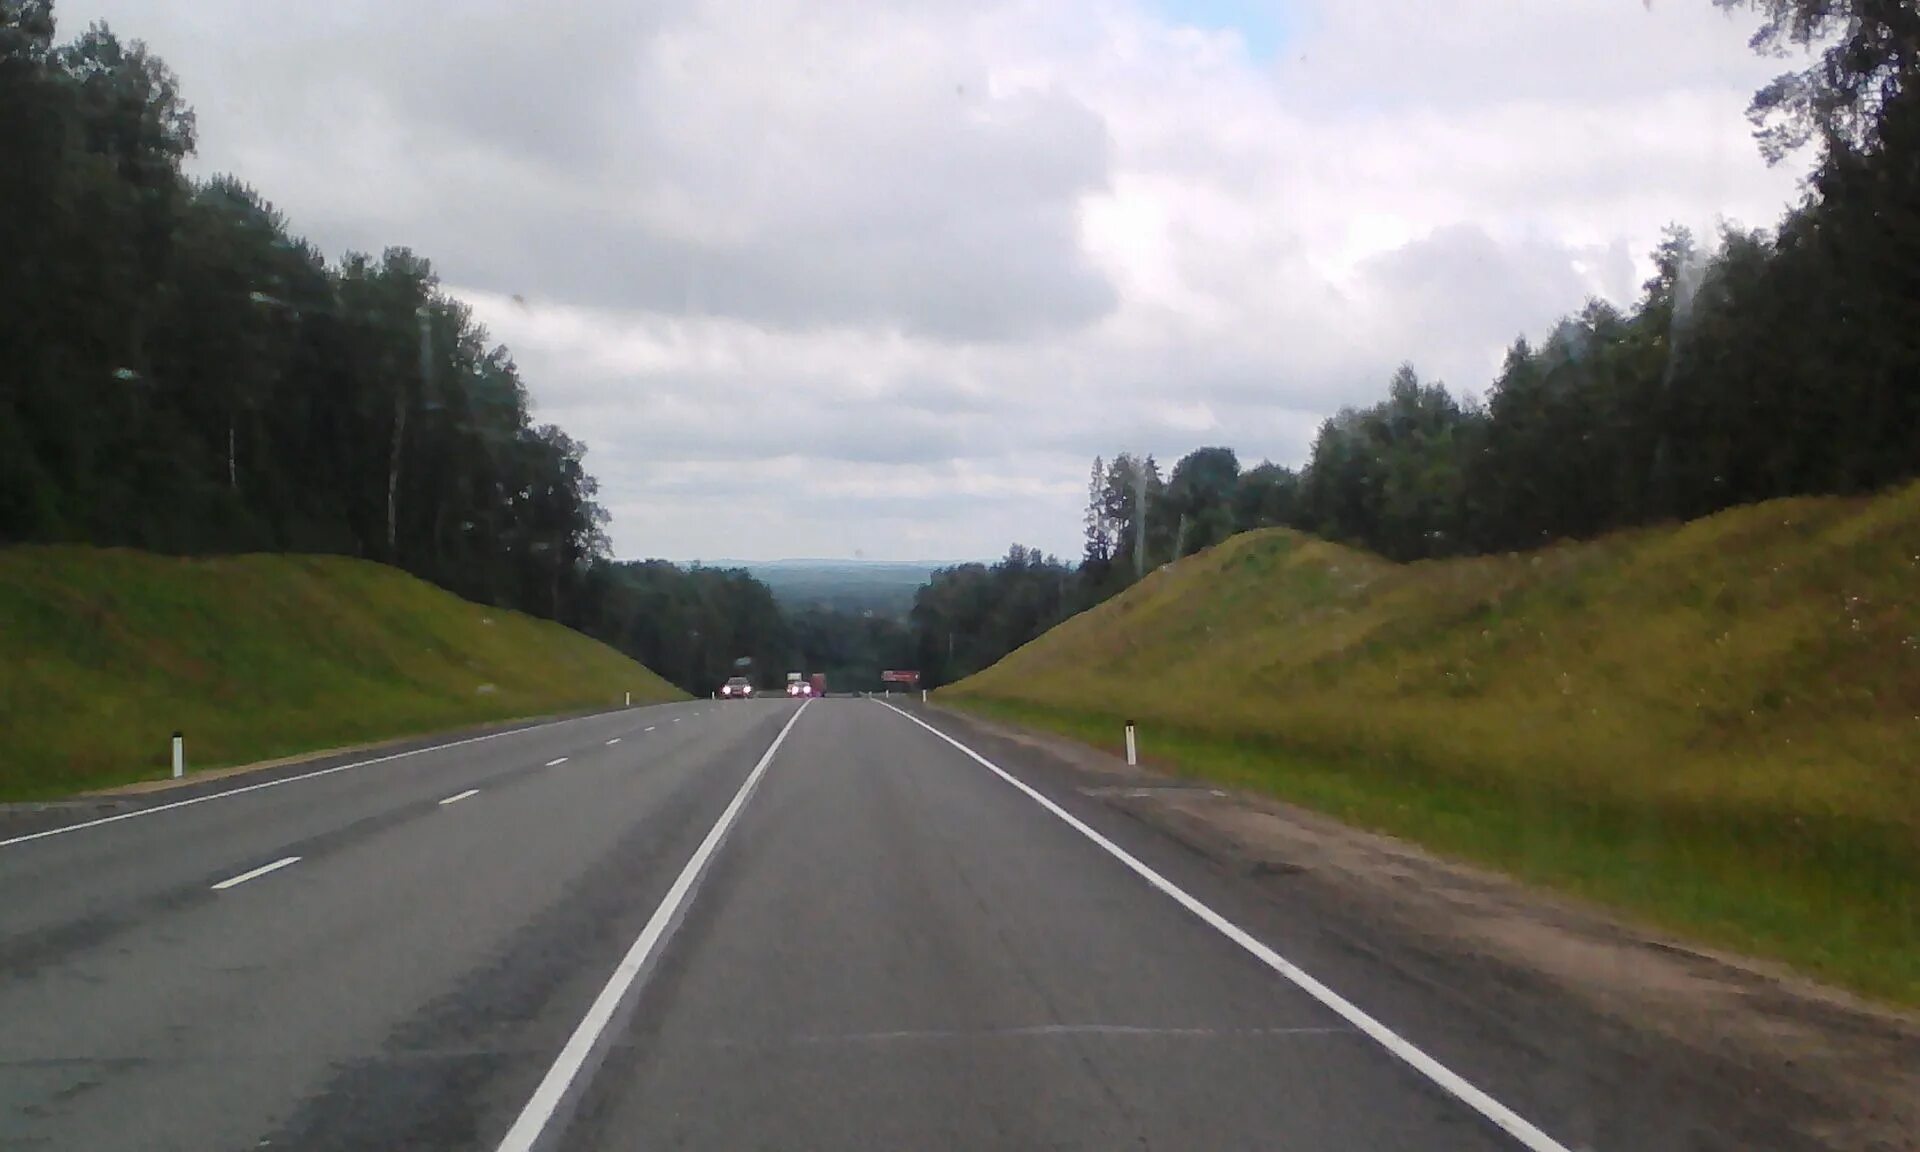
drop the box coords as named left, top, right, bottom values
left=0, top=698, right=1583, bottom=1150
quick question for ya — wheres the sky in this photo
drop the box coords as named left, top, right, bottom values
left=61, top=0, right=1810, bottom=562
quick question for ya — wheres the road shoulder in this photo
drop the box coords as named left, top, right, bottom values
left=914, top=700, right=1920, bottom=1152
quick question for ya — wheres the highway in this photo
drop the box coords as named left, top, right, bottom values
left=0, top=697, right=1589, bottom=1150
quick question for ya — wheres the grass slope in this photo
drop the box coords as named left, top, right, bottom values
left=947, top=484, right=1920, bottom=1004
left=1, top=547, right=684, bottom=799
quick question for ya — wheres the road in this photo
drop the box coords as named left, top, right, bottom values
left=0, top=697, right=1580, bottom=1150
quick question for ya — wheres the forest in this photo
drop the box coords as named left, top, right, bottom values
left=911, top=0, right=1920, bottom=685
left=3, top=5, right=603, bottom=609
left=6, top=1, right=1914, bottom=693
left=0, top=3, right=815, bottom=692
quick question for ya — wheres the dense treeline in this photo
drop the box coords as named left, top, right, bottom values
left=12, top=1, right=1914, bottom=697
left=910, top=547, right=1077, bottom=687
left=566, top=561, right=789, bottom=694
left=0, top=4, right=799, bottom=695
left=2, top=6, right=602, bottom=613
left=789, top=606, right=916, bottom=692
left=915, top=0, right=1920, bottom=684
left=572, top=570, right=918, bottom=695
left=1291, top=0, right=1920, bottom=560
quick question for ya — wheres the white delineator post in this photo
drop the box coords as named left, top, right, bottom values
left=1124, top=721, right=1137, bottom=767
left=172, top=731, right=185, bottom=779
left=625, top=691, right=631, bottom=707
left=922, top=689, right=927, bottom=703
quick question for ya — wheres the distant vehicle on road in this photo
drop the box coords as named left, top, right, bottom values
left=809, top=672, right=828, bottom=698
left=719, top=676, right=754, bottom=699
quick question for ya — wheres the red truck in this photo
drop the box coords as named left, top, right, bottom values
left=809, top=672, right=827, bottom=698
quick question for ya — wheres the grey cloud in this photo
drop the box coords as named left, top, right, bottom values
left=146, top=0, right=1119, bottom=342
left=60, top=0, right=1804, bottom=561
left=635, top=411, right=982, bottom=469
left=450, top=194, right=1115, bottom=343
left=1275, top=1, right=1778, bottom=112
left=606, top=462, right=1081, bottom=560
left=1357, top=224, right=1615, bottom=391
left=541, top=389, right=1003, bottom=474
left=366, top=1, right=677, bottom=171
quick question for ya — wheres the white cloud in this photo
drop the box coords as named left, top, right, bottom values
left=65, top=0, right=1809, bottom=559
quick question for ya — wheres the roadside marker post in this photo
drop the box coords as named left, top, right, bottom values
left=1124, top=722, right=1138, bottom=767
left=171, top=731, right=185, bottom=779
left=625, top=691, right=631, bottom=707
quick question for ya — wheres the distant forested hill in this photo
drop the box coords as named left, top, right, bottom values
left=726, top=560, right=941, bottom=618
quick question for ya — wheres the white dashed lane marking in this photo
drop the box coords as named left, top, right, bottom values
left=211, top=856, right=301, bottom=891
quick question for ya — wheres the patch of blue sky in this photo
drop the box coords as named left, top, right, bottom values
left=1146, top=0, right=1297, bottom=60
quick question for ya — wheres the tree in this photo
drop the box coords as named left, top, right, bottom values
left=60, top=23, right=194, bottom=376
left=1718, top=0, right=1920, bottom=162
left=569, top=561, right=790, bottom=695
left=1164, top=446, right=1240, bottom=557
left=1232, top=463, right=1299, bottom=532
left=0, top=13, right=628, bottom=630
left=1082, top=455, right=1113, bottom=568
left=1095, top=452, right=1161, bottom=583
left=910, top=546, right=1074, bottom=686
left=1292, top=364, right=1483, bottom=559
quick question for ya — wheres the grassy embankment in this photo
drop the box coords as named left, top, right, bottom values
left=945, top=484, right=1920, bottom=1005
left=1, top=547, right=684, bottom=800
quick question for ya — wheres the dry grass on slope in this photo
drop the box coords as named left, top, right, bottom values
left=948, top=483, right=1920, bottom=1004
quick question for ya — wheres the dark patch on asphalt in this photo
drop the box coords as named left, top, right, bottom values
left=0, top=892, right=200, bottom=980
left=259, top=761, right=732, bottom=1151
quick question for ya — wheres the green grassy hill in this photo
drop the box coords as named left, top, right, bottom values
left=1, top=547, right=684, bottom=799
left=946, top=483, right=1920, bottom=1004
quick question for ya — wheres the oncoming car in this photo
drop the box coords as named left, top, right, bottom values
left=719, top=676, right=754, bottom=699
left=785, top=680, right=814, bottom=698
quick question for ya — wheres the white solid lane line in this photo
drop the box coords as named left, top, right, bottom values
left=439, top=789, right=480, bottom=806
left=545, top=757, right=569, bottom=767
left=494, top=700, right=814, bottom=1152
left=211, top=856, right=302, bottom=891
left=0, top=712, right=623, bottom=849
left=874, top=700, right=1573, bottom=1152
left=606, top=738, right=621, bottom=746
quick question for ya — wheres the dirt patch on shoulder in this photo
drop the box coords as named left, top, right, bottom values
left=935, top=704, right=1920, bottom=1152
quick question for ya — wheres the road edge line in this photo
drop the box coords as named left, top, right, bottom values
left=875, top=699, right=1572, bottom=1152
left=493, top=700, right=813, bottom=1152
left=1, top=711, right=638, bottom=849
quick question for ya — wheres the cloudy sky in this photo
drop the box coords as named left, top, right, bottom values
left=66, top=0, right=1809, bottom=561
